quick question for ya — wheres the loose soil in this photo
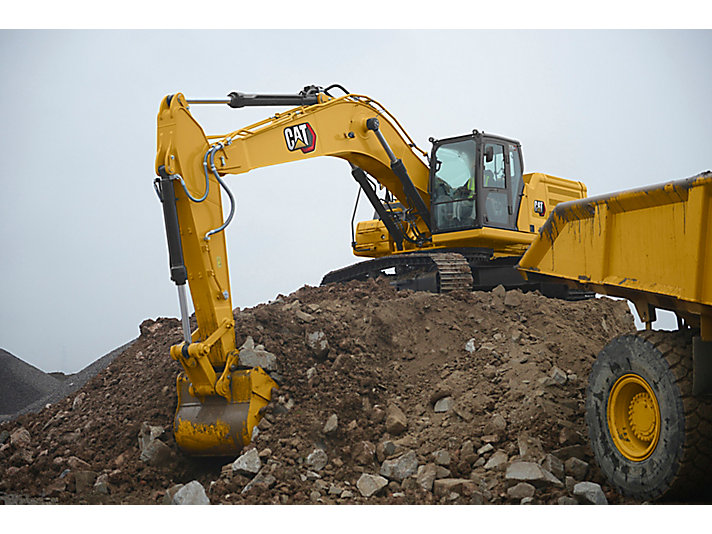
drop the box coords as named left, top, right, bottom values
left=0, top=280, right=641, bottom=504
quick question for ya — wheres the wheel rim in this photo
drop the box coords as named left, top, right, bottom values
left=607, top=373, right=661, bottom=461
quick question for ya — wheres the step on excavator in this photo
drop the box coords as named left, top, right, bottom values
left=154, top=85, right=590, bottom=456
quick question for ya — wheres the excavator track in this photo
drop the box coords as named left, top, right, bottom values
left=322, top=249, right=482, bottom=293
left=321, top=247, right=594, bottom=300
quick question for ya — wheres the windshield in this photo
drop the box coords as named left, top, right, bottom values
left=431, top=140, right=477, bottom=232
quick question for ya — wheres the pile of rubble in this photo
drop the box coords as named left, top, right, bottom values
left=0, top=280, right=638, bottom=504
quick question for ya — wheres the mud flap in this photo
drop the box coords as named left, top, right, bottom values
left=173, top=367, right=277, bottom=456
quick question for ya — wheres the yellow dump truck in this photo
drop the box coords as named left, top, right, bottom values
left=519, top=171, right=712, bottom=500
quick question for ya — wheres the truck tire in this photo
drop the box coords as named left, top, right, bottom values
left=585, top=330, right=712, bottom=501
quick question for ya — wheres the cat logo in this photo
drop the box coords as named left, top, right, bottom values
left=284, top=123, right=317, bottom=154
left=533, top=200, right=546, bottom=216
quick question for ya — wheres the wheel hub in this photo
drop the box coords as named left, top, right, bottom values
left=607, top=374, right=661, bottom=461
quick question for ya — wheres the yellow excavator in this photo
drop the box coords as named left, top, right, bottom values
left=154, top=85, right=588, bottom=456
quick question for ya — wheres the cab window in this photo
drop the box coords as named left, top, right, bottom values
left=431, top=140, right=477, bottom=233
left=483, top=143, right=506, bottom=189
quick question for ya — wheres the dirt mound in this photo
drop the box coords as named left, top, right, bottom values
left=0, top=280, right=638, bottom=504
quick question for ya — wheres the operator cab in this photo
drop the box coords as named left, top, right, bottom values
left=429, top=131, right=524, bottom=234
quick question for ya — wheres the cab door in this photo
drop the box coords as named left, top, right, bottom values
left=479, top=139, right=523, bottom=230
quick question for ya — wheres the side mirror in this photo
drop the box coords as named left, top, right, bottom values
left=485, top=146, right=494, bottom=163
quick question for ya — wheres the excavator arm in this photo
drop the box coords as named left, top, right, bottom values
left=154, top=86, right=434, bottom=455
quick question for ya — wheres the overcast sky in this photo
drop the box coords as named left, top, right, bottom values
left=1, top=29, right=710, bottom=373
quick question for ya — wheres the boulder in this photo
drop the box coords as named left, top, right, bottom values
left=241, top=468, right=276, bottom=494
left=238, top=336, right=278, bottom=371
left=306, top=448, right=328, bottom=471
left=542, top=454, right=565, bottom=480
left=385, top=404, right=408, bottom=435
left=416, top=463, right=438, bottom=492
left=139, top=438, right=173, bottom=467
left=484, top=450, right=508, bottom=471
left=353, top=441, right=376, bottom=465
left=573, top=482, right=608, bottom=505
left=323, top=414, right=338, bottom=435
left=565, top=457, right=589, bottom=481
left=380, top=450, right=418, bottom=482
left=93, top=473, right=110, bottom=495
left=505, top=461, right=563, bottom=488
left=432, top=449, right=450, bottom=466
left=305, top=331, right=330, bottom=360
left=172, top=480, right=211, bottom=505
left=232, top=448, right=262, bottom=477
left=356, top=473, right=388, bottom=497
left=507, top=482, right=535, bottom=500
left=433, top=396, right=454, bottom=413
left=10, top=428, right=31, bottom=449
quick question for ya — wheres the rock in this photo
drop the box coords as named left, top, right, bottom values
left=385, top=404, right=408, bottom=435
left=74, top=470, right=97, bottom=495
left=241, top=468, right=277, bottom=494
left=505, top=461, right=563, bottom=488
left=465, top=339, right=477, bottom=353
left=138, top=422, right=164, bottom=452
left=542, top=454, right=565, bottom=481
left=305, top=331, right=330, bottom=360
left=238, top=336, right=278, bottom=371
left=504, top=291, right=522, bottom=307
left=432, top=449, right=450, bottom=466
left=558, top=496, right=579, bottom=505
left=93, top=473, right=110, bottom=495
left=552, top=445, right=588, bottom=461
left=376, top=440, right=397, bottom=462
left=573, top=481, right=608, bottom=505
left=520, top=496, right=535, bottom=505
left=140, top=438, right=173, bottom=467
left=380, top=450, right=418, bottom=482
left=559, top=427, right=582, bottom=446
left=517, top=434, right=544, bottom=461
left=162, top=484, right=184, bottom=504
left=295, top=310, right=315, bottom=323
left=485, top=413, right=507, bottom=434
left=232, top=448, right=262, bottom=477
left=306, top=448, right=328, bottom=471
left=477, top=443, right=494, bottom=456
left=323, top=414, right=338, bottom=435
left=353, top=441, right=376, bottom=465
left=550, top=366, right=567, bottom=385
left=492, top=284, right=506, bottom=299
left=433, top=396, right=454, bottom=413
left=507, top=482, right=535, bottom=500
left=429, top=387, right=453, bottom=405
left=0, top=430, right=9, bottom=445
left=356, top=473, right=388, bottom=497
left=565, top=457, right=589, bottom=480
left=484, top=450, right=508, bottom=471
left=433, top=478, right=476, bottom=498
left=416, top=463, right=438, bottom=492
left=9, top=428, right=31, bottom=449
left=72, top=392, right=86, bottom=411
left=172, top=480, right=211, bottom=505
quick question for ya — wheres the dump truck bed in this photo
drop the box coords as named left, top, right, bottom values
left=518, top=171, right=712, bottom=339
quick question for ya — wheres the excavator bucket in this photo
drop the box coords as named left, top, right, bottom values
left=173, top=367, right=277, bottom=456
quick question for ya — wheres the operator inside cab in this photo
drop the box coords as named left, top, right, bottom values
left=430, top=134, right=524, bottom=233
